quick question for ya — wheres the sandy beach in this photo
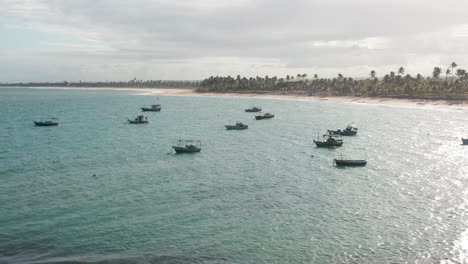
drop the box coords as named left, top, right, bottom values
left=143, top=88, right=467, bottom=108
left=8, top=86, right=467, bottom=108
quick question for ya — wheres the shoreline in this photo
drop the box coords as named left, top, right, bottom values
left=2, top=86, right=466, bottom=108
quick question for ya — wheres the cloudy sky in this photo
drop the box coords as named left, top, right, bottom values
left=1, top=0, right=468, bottom=82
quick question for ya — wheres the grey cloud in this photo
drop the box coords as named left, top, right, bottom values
left=1, top=0, right=468, bottom=81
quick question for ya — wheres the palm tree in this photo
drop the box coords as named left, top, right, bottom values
left=389, top=71, right=396, bottom=83
left=398, top=66, right=405, bottom=76
left=383, top=74, right=390, bottom=83
left=450, top=62, right=458, bottom=82
left=456, top=69, right=466, bottom=79
left=432, top=67, right=442, bottom=79
left=370, top=70, right=376, bottom=80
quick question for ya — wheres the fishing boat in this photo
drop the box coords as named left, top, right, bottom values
left=314, top=135, right=343, bottom=147
left=462, top=138, right=468, bottom=145
left=34, top=120, right=58, bottom=126
left=334, top=159, right=367, bottom=166
left=255, top=112, right=274, bottom=120
left=128, top=115, right=149, bottom=124
left=173, top=140, right=201, bottom=153
left=245, top=106, right=261, bottom=112
left=141, top=104, right=161, bottom=111
left=328, top=124, right=358, bottom=136
left=225, top=121, right=248, bottom=130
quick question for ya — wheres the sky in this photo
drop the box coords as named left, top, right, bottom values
left=1, top=0, right=468, bottom=82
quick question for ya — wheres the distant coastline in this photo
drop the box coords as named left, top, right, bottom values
left=2, top=64, right=467, bottom=103
left=4, top=86, right=466, bottom=108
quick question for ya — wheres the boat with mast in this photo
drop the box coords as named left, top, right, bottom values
left=173, top=140, right=202, bottom=153
left=314, top=134, right=343, bottom=147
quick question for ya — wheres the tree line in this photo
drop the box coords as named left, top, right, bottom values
left=0, top=79, right=200, bottom=89
left=2, top=63, right=467, bottom=99
left=198, top=63, right=468, bottom=99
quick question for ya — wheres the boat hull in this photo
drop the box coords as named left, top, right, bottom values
left=255, top=115, right=274, bottom=120
left=340, top=130, right=357, bottom=136
left=328, top=130, right=357, bottom=136
left=225, top=125, right=248, bottom=130
left=462, top=138, right=468, bottom=145
left=173, top=146, right=201, bottom=153
left=128, top=120, right=149, bottom=124
left=334, top=159, right=367, bottom=166
left=34, top=121, right=58, bottom=126
left=141, top=108, right=161, bottom=112
left=245, top=109, right=261, bottom=112
left=314, top=140, right=343, bottom=147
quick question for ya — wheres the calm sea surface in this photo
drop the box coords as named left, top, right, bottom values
left=1, top=87, right=467, bottom=264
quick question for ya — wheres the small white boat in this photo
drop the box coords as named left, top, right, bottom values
left=128, top=115, right=149, bottom=124
left=255, top=112, right=274, bottom=120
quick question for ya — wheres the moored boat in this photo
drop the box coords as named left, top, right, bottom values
left=255, top=112, right=274, bottom=120
left=141, top=104, right=161, bottom=111
left=173, top=140, right=201, bottom=153
left=328, top=124, right=358, bottom=136
left=245, top=106, right=261, bottom=112
left=334, top=159, right=367, bottom=166
left=462, top=138, right=468, bottom=145
left=34, top=120, right=59, bottom=126
left=314, top=135, right=343, bottom=147
left=128, top=115, right=149, bottom=124
left=225, top=121, right=248, bottom=130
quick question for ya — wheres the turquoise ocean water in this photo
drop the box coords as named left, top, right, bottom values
left=1, top=87, right=467, bottom=264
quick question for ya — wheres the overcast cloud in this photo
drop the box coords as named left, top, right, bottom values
left=1, top=0, right=468, bottom=82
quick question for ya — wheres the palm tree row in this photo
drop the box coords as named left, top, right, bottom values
left=197, top=64, right=468, bottom=99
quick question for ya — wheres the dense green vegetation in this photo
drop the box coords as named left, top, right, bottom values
left=198, top=63, right=468, bottom=99
left=0, top=79, right=200, bottom=89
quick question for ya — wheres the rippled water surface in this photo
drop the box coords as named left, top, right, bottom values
left=1, top=88, right=467, bottom=264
